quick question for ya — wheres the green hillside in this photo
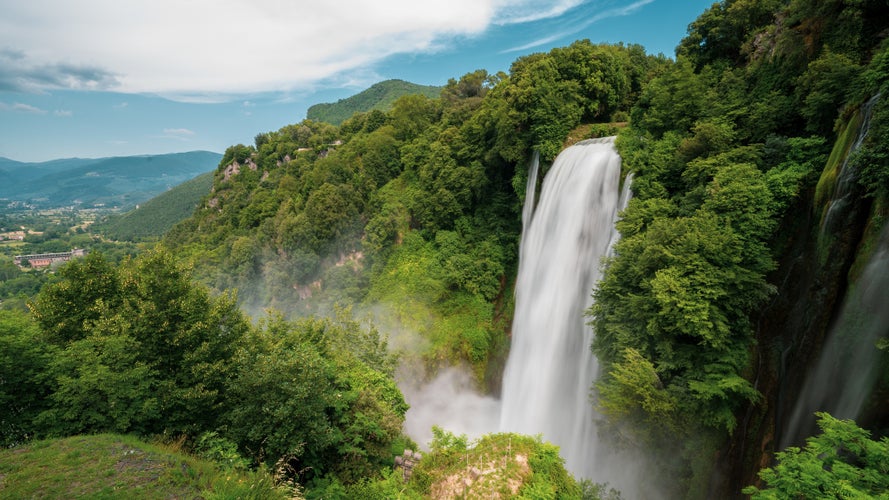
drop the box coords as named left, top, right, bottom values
left=97, top=170, right=215, bottom=241
left=0, top=434, right=295, bottom=499
left=306, top=79, right=442, bottom=125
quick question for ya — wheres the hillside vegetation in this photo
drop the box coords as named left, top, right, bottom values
left=589, top=0, right=889, bottom=496
left=97, top=171, right=215, bottom=241
left=164, top=44, right=661, bottom=387
left=0, top=433, right=295, bottom=499
left=306, top=79, right=442, bottom=125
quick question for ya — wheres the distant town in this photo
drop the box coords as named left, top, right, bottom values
left=13, top=249, right=87, bottom=269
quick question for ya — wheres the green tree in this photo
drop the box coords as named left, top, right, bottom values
left=744, top=413, right=889, bottom=499
left=29, top=247, right=251, bottom=438
left=677, top=0, right=783, bottom=68
left=29, top=251, right=121, bottom=345
left=796, top=49, right=862, bottom=136
left=227, top=327, right=335, bottom=472
left=630, top=58, right=710, bottom=137
left=0, top=310, right=53, bottom=446
left=227, top=314, right=406, bottom=484
left=117, top=248, right=248, bottom=435
left=37, top=328, right=159, bottom=436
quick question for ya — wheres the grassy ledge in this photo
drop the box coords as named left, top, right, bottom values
left=0, top=434, right=296, bottom=499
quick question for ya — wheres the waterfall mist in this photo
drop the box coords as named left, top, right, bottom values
left=499, top=137, right=634, bottom=484
left=400, top=367, right=501, bottom=451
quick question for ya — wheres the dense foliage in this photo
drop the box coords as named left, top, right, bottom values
left=743, top=413, right=889, bottom=499
left=311, top=429, right=591, bottom=499
left=588, top=0, right=889, bottom=495
left=163, top=41, right=664, bottom=383
left=1, top=250, right=407, bottom=488
left=97, top=171, right=215, bottom=241
left=307, top=79, right=442, bottom=125
left=5, top=1, right=889, bottom=497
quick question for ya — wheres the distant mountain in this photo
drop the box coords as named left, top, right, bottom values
left=96, top=170, right=215, bottom=241
left=306, top=79, right=442, bottom=125
left=0, top=151, right=221, bottom=208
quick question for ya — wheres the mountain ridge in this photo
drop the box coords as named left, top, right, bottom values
left=0, top=151, right=221, bottom=209
left=306, top=78, right=442, bottom=125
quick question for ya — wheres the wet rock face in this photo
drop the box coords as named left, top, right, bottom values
left=716, top=103, right=881, bottom=497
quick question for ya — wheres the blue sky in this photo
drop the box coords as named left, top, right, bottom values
left=0, top=0, right=712, bottom=162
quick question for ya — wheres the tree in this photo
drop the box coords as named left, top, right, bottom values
left=29, top=251, right=121, bottom=345
left=117, top=247, right=248, bottom=435
left=630, top=58, right=710, bottom=137
left=226, top=328, right=336, bottom=472
left=226, top=314, right=406, bottom=484
left=744, top=413, right=889, bottom=498
left=796, top=49, right=862, bottom=136
left=29, top=247, right=251, bottom=438
left=677, top=0, right=783, bottom=68
left=37, top=328, right=159, bottom=436
left=0, top=311, right=53, bottom=446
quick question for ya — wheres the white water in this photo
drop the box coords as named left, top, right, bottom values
left=783, top=222, right=889, bottom=446
left=499, top=137, right=630, bottom=480
left=782, top=94, right=887, bottom=447
left=821, top=94, right=879, bottom=233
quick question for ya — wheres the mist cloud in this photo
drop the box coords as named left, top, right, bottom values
left=400, top=367, right=501, bottom=450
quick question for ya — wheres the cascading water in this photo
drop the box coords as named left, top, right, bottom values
left=821, top=94, right=879, bottom=234
left=522, top=151, right=540, bottom=233
left=783, top=222, right=889, bottom=446
left=499, top=137, right=631, bottom=481
left=780, top=94, right=886, bottom=448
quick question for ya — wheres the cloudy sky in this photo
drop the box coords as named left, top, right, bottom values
left=0, top=0, right=711, bottom=162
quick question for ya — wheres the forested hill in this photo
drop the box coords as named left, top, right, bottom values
left=96, top=171, right=215, bottom=241
left=306, top=79, right=442, bottom=125
left=162, top=47, right=660, bottom=384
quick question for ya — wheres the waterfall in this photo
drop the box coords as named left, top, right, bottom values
left=783, top=222, right=889, bottom=446
left=499, top=137, right=630, bottom=480
left=522, top=151, right=540, bottom=235
left=781, top=95, right=886, bottom=447
left=821, top=94, right=879, bottom=234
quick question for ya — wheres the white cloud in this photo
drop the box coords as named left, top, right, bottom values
left=0, top=101, right=47, bottom=114
left=54, top=109, right=72, bottom=117
left=163, top=128, right=196, bottom=137
left=492, top=0, right=586, bottom=24
left=0, top=0, right=593, bottom=98
left=502, top=0, right=655, bottom=53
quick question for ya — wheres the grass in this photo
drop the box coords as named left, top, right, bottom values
left=0, top=434, right=297, bottom=499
